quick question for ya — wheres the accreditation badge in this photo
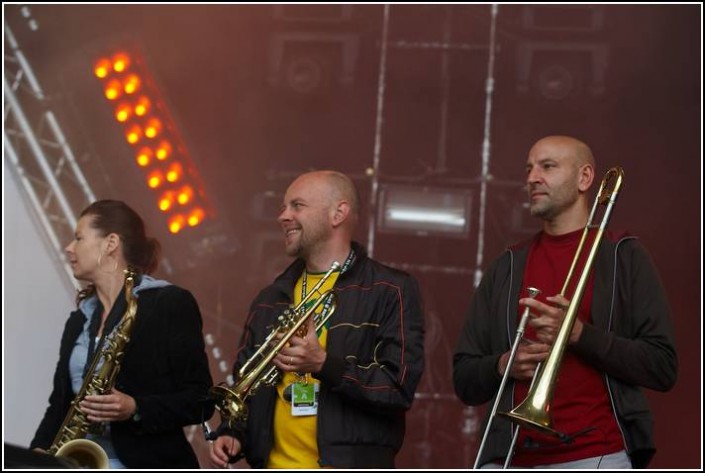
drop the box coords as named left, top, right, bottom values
left=291, top=382, right=319, bottom=416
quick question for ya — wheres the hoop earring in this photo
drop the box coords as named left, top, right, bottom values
left=97, top=252, right=118, bottom=273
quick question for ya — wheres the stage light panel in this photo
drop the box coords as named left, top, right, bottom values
left=377, top=185, right=472, bottom=237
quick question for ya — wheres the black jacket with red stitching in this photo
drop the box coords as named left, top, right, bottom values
left=224, top=241, right=425, bottom=468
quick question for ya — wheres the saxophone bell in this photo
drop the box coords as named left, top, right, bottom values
left=54, top=439, right=110, bottom=469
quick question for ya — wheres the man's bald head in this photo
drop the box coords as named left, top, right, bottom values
left=291, top=170, right=360, bottom=225
left=319, top=170, right=360, bottom=218
left=531, top=135, right=595, bottom=170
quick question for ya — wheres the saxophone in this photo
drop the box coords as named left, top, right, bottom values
left=48, top=268, right=139, bottom=468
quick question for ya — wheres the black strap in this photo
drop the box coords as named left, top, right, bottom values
left=82, top=285, right=128, bottom=378
left=83, top=302, right=104, bottom=378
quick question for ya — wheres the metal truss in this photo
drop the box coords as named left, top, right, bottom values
left=4, top=22, right=96, bottom=290
left=368, top=5, right=500, bottom=286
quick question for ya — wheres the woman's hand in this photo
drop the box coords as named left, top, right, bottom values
left=79, top=388, right=137, bottom=422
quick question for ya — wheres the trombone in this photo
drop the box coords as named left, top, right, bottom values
left=472, top=287, right=540, bottom=469
left=474, top=167, right=624, bottom=468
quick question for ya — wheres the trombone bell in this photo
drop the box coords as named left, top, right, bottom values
left=499, top=398, right=559, bottom=438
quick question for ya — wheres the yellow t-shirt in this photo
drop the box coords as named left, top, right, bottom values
left=266, top=270, right=338, bottom=469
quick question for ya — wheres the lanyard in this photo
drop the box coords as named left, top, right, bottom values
left=300, top=249, right=355, bottom=330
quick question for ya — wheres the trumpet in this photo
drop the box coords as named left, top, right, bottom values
left=475, top=167, right=624, bottom=467
left=210, top=261, right=341, bottom=427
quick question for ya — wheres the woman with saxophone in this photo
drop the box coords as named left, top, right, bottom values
left=209, top=170, right=425, bottom=469
left=453, top=136, right=677, bottom=469
left=30, top=199, right=214, bottom=468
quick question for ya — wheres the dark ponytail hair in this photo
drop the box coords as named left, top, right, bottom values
left=81, top=200, right=161, bottom=274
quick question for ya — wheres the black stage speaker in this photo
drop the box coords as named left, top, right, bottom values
left=3, top=443, right=74, bottom=469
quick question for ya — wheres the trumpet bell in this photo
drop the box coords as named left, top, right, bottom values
left=210, top=385, right=248, bottom=427
left=55, top=438, right=110, bottom=469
